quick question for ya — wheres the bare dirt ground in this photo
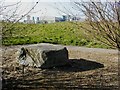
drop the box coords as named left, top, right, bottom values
left=1, top=43, right=119, bottom=90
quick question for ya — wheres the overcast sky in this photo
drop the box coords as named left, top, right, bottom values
left=1, top=0, right=83, bottom=19
left=1, top=1, right=64, bottom=16
left=3, top=0, right=117, bottom=2
left=1, top=0, right=119, bottom=21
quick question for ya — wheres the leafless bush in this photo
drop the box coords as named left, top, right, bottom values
left=1, top=0, right=40, bottom=39
left=73, top=1, right=120, bottom=49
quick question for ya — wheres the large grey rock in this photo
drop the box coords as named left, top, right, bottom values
left=17, top=44, right=69, bottom=69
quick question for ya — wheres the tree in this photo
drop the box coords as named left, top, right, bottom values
left=72, top=1, right=120, bottom=79
left=1, top=0, right=40, bottom=43
left=73, top=1, right=120, bottom=50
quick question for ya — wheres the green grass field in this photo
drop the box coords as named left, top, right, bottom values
left=2, top=21, right=109, bottom=48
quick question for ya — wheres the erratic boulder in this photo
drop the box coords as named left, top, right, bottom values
left=17, top=44, right=69, bottom=69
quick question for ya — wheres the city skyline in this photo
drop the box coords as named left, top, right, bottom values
left=23, top=14, right=82, bottom=24
left=1, top=0, right=118, bottom=21
left=1, top=0, right=92, bottom=21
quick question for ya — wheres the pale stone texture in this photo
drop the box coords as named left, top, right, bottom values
left=17, top=44, right=69, bottom=69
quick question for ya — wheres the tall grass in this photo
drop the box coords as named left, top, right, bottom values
left=2, top=22, right=109, bottom=48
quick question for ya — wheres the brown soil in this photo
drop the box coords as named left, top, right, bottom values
left=1, top=43, right=119, bottom=90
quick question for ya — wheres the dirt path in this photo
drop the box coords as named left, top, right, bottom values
left=1, top=43, right=119, bottom=90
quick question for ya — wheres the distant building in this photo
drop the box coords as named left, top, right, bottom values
left=55, top=17, right=63, bottom=22
left=72, top=16, right=81, bottom=21
left=27, top=15, right=30, bottom=22
left=24, top=15, right=35, bottom=24
left=67, top=15, right=71, bottom=21
left=62, top=15, right=72, bottom=21
left=36, top=17, right=40, bottom=23
left=62, top=15, right=67, bottom=21
left=32, top=17, right=35, bottom=23
left=23, top=15, right=82, bottom=24
left=62, top=15, right=69, bottom=21
left=39, top=16, right=55, bottom=23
